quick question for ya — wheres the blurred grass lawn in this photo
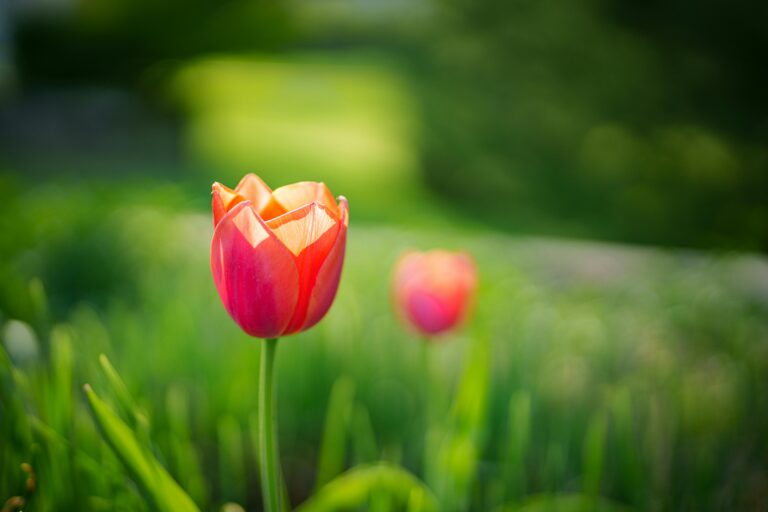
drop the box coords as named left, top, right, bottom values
left=2, top=177, right=767, bottom=510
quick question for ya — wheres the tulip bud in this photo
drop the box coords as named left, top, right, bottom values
left=392, top=250, right=477, bottom=337
left=211, top=174, right=348, bottom=338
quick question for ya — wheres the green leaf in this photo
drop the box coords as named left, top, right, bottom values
left=429, top=334, right=490, bottom=509
left=296, top=463, right=439, bottom=512
left=314, top=376, right=356, bottom=491
left=0, top=344, right=32, bottom=499
left=217, top=415, right=245, bottom=502
left=351, top=404, right=379, bottom=465
left=83, top=384, right=200, bottom=512
left=28, top=416, right=104, bottom=477
left=48, top=326, right=74, bottom=434
left=28, top=278, right=50, bottom=342
left=98, top=354, right=150, bottom=432
left=583, top=410, right=608, bottom=499
left=504, top=391, right=531, bottom=499
left=164, top=386, right=208, bottom=506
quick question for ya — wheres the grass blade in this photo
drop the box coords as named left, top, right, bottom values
left=314, top=376, right=355, bottom=491
left=83, top=384, right=199, bottom=512
left=297, top=463, right=439, bottom=512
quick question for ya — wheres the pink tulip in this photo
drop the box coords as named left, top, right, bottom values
left=392, top=250, right=478, bottom=336
left=211, top=173, right=349, bottom=338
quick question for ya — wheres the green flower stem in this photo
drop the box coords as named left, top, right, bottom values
left=260, top=337, right=284, bottom=512
left=421, top=338, right=438, bottom=482
left=421, top=339, right=441, bottom=418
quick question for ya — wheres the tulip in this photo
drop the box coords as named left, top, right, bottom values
left=210, top=173, right=349, bottom=339
left=393, top=250, right=477, bottom=337
left=210, top=173, right=348, bottom=512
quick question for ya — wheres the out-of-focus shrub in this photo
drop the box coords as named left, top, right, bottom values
left=414, top=0, right=768, bottom=250
left=12, top=0, right=293, bottom=85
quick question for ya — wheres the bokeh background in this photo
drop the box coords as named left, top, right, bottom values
left=1, top=0, right=768, bottom=510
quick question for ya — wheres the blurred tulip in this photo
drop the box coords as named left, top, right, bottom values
left=393, top=250, right=477, bottom=336
left=211, top=173, right=349, bottom=338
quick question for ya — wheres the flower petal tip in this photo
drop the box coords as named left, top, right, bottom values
left=337, top=196, right=349, bottom=223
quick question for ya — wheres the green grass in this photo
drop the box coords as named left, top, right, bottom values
left=2, top=177, right=767, bottom=511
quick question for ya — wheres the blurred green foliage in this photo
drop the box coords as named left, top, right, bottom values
left=13, top=0, right=292, bottom=85
left=2, top=0, right=768, bottom=510
left=7, top=0, right=767, bottom=249
left=414, top=0, right=768, bottom=250
left=1, top=179, right=767, bottom=510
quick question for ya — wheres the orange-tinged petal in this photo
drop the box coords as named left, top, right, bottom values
left=266, top=201, right=342, bottom=333
left=234, top=173, right=274, bottom=213
left=212, top=182, right=245, bottom=227
left=271, top=182, right=340, bottom=218
left=258, top=197, right=288, bottom=221
left=299, top=196, right=349, bottom=332
left=266, top=201, right=339, bottom=256
left=211, top=201, right=300, bottom=338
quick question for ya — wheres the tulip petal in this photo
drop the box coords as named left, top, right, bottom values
left=266, top=202, right=339, bottom=257
left=211, top=201, right=299, bottom=338
left=405, top=289, right=456, bottom=335
left=266, top=201, right=343, bottom=334
left=235, top=173, right=274, bottom=213
left=270, top=182, right=341, bottom=219
left=299, top=196, right=349, bottom=332
left=393, top=250, right=477, bottom=336
left=212, top=182, right=245, bottom=227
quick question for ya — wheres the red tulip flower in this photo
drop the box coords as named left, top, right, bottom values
left=211, top=173, right=349, bottom=339
left=393, top=250, right=478, bottom=337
